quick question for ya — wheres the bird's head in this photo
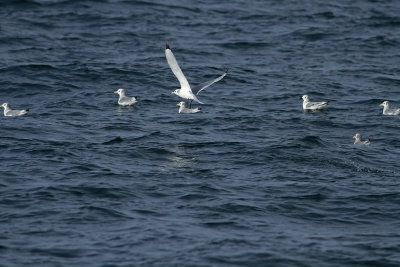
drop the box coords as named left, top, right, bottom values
left=177, top=101, right=186, bottom=107
left=114, top=89, right=125, bottom=95
left=380, top=101, right=389, bottom=107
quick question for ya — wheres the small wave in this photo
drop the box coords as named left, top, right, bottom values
left=0, top=64, right=58, bottom=72
left=29, top=248, right=82, bottom=258
left=219, top=41, right=272, bottom=49
left=103, top=136, right=123, bottom=145
left=298, top=135, right=325, bottom=146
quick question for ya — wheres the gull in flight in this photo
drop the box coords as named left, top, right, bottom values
left=165, top=43, right=227, bottom=107
left=353, top=133, right=371, bottom=145
left=0, top=103, right=29, bottom=117
left=177, top=101, right=202, bottom=114
left=302, top=95, right=329, bottom=111
left=380, top=101, right=400, bottom=115
left=114, top=89, right=137, bottom=106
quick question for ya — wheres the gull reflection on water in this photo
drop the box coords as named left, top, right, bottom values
left=117, top=106, right=135, bottom=113
left=158, top=145, right=198, bottom=173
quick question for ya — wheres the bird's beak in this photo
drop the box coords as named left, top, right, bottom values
left=353, top=136, right=356, bottom=139
left=171, top=92, right=175, bottom=95
left=177, top=103, right=180, bottom=106
left=114, top=91, right=118, bottom=93
left=0, top=105, right=3, bottom=108
left=379, top=103, right=383, bottom=106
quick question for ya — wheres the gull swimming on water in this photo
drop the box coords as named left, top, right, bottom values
left=380, top=101, right=400, bottom=115
left=165, top=43, right=227, bottom=107
left=177, top=101, right=202, bottom=114
left=114, top=89, right=137, bottom=106
left=0, top=103, right=29, bottom=117
left=302, top=95, right=329, bottom=111
left=353, top=133, right=371, bottom=145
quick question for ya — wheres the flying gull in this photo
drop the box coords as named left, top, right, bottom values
left=165, top=43, right=227, bottom=107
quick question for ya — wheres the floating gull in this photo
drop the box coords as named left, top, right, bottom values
left=114, top=89, right=137, bottom=106
left=380, top=101, right=400, bottom=115
left=302, top=95, right=329, bottom=110
left=165, top=43, right=227, bottom=107
left=0, top=103, right=29, bottom=117
left=353, top=133, right=370, bottom=145
left=177, top=101, right=201, bottom=114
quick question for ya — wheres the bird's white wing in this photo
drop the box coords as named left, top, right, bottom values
left=165, top=43, right=191, bottom=93
left=392, top=108, right=400, bottom=115
left=7, top=109, right=28, bottom=116
left=191, top=70, right=228, bottom=95
left=305, top=101, right=328, bottom=109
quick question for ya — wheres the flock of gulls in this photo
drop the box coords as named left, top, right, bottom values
left=2, top=43, right=400, bottom=146
left=301, top=95, right=400, bottom=146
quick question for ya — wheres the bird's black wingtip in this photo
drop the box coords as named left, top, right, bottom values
left=166, top=43, right=170, bottom=50
left=25, top=109, right=29, bottom=112
left=198, top=108, right=202, bottom=111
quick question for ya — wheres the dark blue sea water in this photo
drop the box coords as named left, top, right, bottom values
left=1, top=0, right=400, bottom=266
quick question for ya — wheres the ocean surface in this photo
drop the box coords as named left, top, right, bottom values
left=1, top=0, right=400, bottom=266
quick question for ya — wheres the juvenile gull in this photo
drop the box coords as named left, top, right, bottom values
left=353, top=133, right=371, bottom=146
left=114, top=89, right=137, bottom=106
left=0, top=103, right=29, bottom=117
left=302, top=95, right=329, bottom=111
left=380, top=101, right=400, bottom=115
left=165, top=43, right=227, bottom=107
left=177, top=101, right=201, bottom=114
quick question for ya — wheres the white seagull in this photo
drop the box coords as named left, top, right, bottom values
left=114, top=89, right=137, bottom=106
left=302, top=95, right=329, bottom=111
left=165, top=43, right=227, bottom=107
left=380, top=101, right=400, bottom=115
left=0, top=103, right=29, bottom=117
left=353, top=133, right=371, bottom=146
left=177, top=101, right=202, bottom=114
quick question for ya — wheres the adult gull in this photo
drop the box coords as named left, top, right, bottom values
left=165, top=43, right=227, bottom=107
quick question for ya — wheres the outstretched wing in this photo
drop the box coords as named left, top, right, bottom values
left=191, top=70, right=228, bottom=95
left=165, top=43, right=191, bottom=93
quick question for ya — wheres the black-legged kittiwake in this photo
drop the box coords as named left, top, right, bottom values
left=380, top=101, right=400, bottom=115
left=353, top=133, right=370, bottom=145
left=0, top=103, right=29, bottom=117
left=177, top=101, right=201, bottom=114
left=165, top=43, right=227, bottom=107
left=114, top=89, right=137, bottom=106
left=302, top=95, right=329, bottom=110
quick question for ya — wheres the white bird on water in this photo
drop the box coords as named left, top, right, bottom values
left=353, top=133, right=371, bottom=146
left=165, top=43, right=227, bottom=107
left=177, top=101, right=202, bottom=114
left=380, top=101, right=400, bottom=115
left=114, top=89, right=137, bottom=106
left=302, top=95, right=329, bottom=111
left=0, top=103, right=29, bottom=117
